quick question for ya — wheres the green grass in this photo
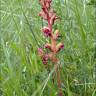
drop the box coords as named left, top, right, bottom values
left=0, top=0, right=96, bottom=96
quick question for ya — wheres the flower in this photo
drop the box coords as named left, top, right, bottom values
left=56, top=43, right=64, bottom=52
left=49, top=9, right=59, bottom=25
left=38, top=0, right=63, bottom=95
left=39, top=10, right=47, bottom=20
left=50, top=14, right=57, bottom=25
left=44, top=43, right=52, bottom=51
left=42, top=26, right=52, bottom=37
left=53, top=30, right=60, bottom=40
left=42, top=54, right=49, bottom=65
left=38, top=48, right=49, bottom=65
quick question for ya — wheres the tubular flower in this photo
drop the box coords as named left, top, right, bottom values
left=56, top=43, right=64, bottom=53
left=44, top=43, right=51, bottom=48
left=49, top=9, right=59, bottom=25
left=50, top=13, right=57, bottom=25
left=53, top=30, right=60, bottom=40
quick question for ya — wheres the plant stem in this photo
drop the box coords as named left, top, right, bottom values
left=56, top=64, right=62, bottom=96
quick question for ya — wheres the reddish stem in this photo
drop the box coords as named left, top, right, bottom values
left=57, top=65, right=63, bottom=96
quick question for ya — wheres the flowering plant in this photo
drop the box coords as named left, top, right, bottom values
left=38, top=0, right=64, bottom=95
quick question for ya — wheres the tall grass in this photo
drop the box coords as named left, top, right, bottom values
left=0, top=0, right=96, bottom=96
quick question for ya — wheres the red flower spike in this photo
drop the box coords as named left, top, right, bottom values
left=56, top=43, right=64, bottom=53
left=38, top=0, right=63, bottom=95
left=42, top=26, right=52, bottom=37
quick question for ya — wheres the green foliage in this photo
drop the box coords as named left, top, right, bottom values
left=0, top=0, right=96, bottom=96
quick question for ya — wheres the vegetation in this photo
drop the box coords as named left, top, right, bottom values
left=0, top=0, right=96, bottom=96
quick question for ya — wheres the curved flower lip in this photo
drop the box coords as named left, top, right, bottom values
left=42, top=26, right=52, bottom=37
left=53, top=30, right=60, bottom=40
left=56, top=43, right=64, bottom=52
left=44, top=43, right=54, bottom=52
left=49, top=9, right=59, bottom=25
left=44, top=43, right=51, bottom=48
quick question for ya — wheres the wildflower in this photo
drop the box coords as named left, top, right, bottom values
left=38, top=0, right=64, bottom=95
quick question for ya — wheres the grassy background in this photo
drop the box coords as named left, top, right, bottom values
left=0, top=0, right=96, bottom=96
